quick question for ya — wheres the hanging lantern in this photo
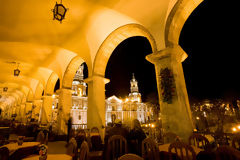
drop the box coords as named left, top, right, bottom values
left=3, top=87, right=8, bottom=92
left=52, top=0, right=67, bottom=23
left=14, top=68, right=20, bottom=76
left=14, top=63, right=20, bottom=76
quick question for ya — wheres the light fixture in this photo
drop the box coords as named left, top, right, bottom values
left=52, top=0, right=67, bottom=23
left=3, top=87, right=8, bottom=92
left=14, top=63, right=20, bottom=76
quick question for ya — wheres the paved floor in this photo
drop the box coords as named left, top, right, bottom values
left=47, top=141, right=67, bottom=154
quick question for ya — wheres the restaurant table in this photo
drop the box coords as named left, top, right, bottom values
left=23, top=154, right=72, bottom=160
left=159, top=143, right=203, bottom=155
left=1, top=142, right=40, bottom=155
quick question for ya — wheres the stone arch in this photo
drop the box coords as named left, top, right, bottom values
left=45, top=72, right=59, bottom=95
left=34, top=82, right=44, bottom=99
left=93, top=23, right=157, bottom=76
left=27, top=89, right=34, bottom=102
left=165, top=0, right=203, bottom=47
left=62, top=56, right=85, bottom=89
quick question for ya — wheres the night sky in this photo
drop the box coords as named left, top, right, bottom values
left=105, top=0, right=240, bottom=103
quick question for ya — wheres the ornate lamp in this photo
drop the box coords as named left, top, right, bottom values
left=14, top=63, right=20, bottom=76
left=52, top=0, right=67, bottom=23
left=3, top=87, right=8, bottom=92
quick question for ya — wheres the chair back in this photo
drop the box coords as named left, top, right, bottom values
left=44, top=133, right=48, bottom=145
left=107, top=135, right=128, bottom=160
left=118, top=153, right=143, bottom=160
left=168, top=141, right=196, bottom=160
left=67, top=137, right=78, bottom=156
left=76, top=130, right=87, bottom=149
left=91, top=127, right=99, bottom=133
left=141, top=137, right=159, bottom=160
left=216, top=145, right=240, bottom=160
left=79, top=141, right=89, bottom=160
left=232, top=134, right=240, bottom=150
left=78, top=129, right=86, bottom=136
left=91, top=135, right=103, bottom=151
left=0, top=147, right=9, bottom=160
left=189, top=133, right=209, bottom=149
left=36, top=130, right=45, bottom=144
left=163, top=132, right=178, bottom=143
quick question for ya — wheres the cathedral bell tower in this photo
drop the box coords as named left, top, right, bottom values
left=129, top=73, right=141, bottom=102
left=72, top=64, right=87, bottom=97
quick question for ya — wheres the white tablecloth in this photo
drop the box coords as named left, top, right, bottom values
left=23, top=154, right=72, bottom=160
left=1, top=142, right=40, bottom=155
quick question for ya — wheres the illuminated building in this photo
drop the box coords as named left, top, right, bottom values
left=106, top=74, right=150, bottom=125
left=70, top=65, right=88, bottom=129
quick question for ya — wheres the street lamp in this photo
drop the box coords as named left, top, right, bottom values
left=52, top=0, right=67, bottom=23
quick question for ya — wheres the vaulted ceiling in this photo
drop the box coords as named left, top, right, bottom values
left=0, top=0, right=202, bottom=110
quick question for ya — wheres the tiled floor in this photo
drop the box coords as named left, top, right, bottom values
left=47, top=141, right=67, bottom=154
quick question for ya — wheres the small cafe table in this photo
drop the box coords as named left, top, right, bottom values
left=23, top=154, right=72, bottom=160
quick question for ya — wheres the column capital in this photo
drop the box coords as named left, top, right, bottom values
left=26, top=101, right=33, bottom=104
left=85, top=74, right=110, bottom=84
left=33, top=99, right=43, bottom=102
left=146, top=45, right=188, bottom=64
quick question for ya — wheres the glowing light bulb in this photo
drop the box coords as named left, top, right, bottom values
left=233, top=127, right=237, bottom=132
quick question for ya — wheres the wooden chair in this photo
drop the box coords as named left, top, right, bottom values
left=44, top=133, right=48, bottom=145
left=36, top=130, right=45, bottom=144
left=79, top=141, right=90, bottom=160
left=91, top=135, right=103, bottom=151
left=163, top=132, right=179, bottom=143
left=76, top=129, right=87, bottom=149
left=189, top=133, right=209, bottom=149
left=168, top=141, right=197, bottom=160
left=141, top=137, right=159, bottom=160
left=216, top=145, right=240, bottom=160
left=67, top=137, right=78, bottom=160
left=232, top=134, right=240, bottom=150
left=107, top=135, right=128, bottom=160
left=91, top=127, right=99, bottom=133
left=0, top=147, right=9, bottom=160
left=118, top=153, right=143, bottom=160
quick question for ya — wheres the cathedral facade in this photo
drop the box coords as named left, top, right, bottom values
left=51, top=72, right=151, bottom=129
left=105, top=74, right=151, bottom=125
left=70, top=65, right=88, bottom=129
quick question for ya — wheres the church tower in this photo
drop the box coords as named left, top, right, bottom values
left=71, top=64, right=88, bottom=129
left=72, top=64, right=87, bottom=97
left=128, top=73, right=141, bottom=102
left=130, top=73, right=139, bottom=93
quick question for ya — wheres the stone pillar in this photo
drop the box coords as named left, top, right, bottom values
left=146, top=45, right=194, bottom=142
left=18, top=103, right=26, bottom=122
left=9, top=107, right=13, bottom=119
left=15, top=105, right=21, bottom=121
left=32, top=100, right=43, bottom=122
left=85, top=75, right=110, bottom=139
left=25, top=102, right=33, bottom=123
left=57, top=88, right=72, bottom=135
left=41, top=95, right=53, bottom=124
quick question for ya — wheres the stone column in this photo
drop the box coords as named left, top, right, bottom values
left=25, top=102, right=33, bottom=123
left=41, top=95, right=53, bottom=124
left=57, top=88, right=72, bottom=135
left=85, top=75, right=110, bottom=139
left=146, top=45, right=194, bottom=142
left=32, top=100, right=43, bottom=122
left=15, top=105, right=21, bottom=121
left=19, top=103, right=26, bottom=122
